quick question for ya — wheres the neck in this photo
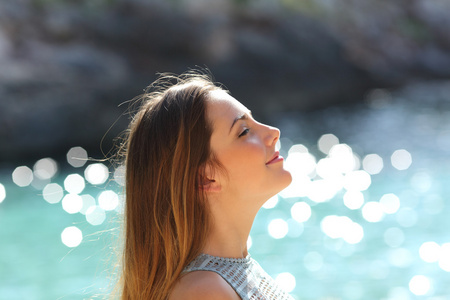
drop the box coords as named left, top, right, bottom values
left=202, top=194, right=260, bottom=259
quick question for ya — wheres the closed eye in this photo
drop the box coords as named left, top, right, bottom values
left=238, top=128, right=250, bottom=138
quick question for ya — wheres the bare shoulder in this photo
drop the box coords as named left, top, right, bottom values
left=169, top=271, right=240, bottom=300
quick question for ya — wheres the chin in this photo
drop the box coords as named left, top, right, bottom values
left=270, top=170, right=293, bottom=196
left=280, top=169, right=293, bottom=189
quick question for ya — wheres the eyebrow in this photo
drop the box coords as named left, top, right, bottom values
left=229, top=111, right=251, bottom=134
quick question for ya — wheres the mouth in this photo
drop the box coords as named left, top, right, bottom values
left=266, top=151, right=283, bottom=165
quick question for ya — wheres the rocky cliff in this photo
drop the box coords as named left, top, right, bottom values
left=1, top=0, right=449, bottom=162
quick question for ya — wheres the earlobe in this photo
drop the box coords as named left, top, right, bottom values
left=198, top=164, right=221, bottom=193
left=198, top=178, right=221, bottom=192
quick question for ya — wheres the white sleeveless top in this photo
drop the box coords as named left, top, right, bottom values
left=182, top=253, right=295, bottom=300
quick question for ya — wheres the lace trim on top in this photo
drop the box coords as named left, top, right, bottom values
left=182, top=253, right=295, bottom=300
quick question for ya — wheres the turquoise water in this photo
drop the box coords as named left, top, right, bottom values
left=1, top=86, right=450, bottom=299
left=0, top=176, right=117, bottom=300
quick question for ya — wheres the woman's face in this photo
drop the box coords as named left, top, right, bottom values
left=206, top=90, right=292, bottom=204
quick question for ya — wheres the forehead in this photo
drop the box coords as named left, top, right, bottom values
left=207, top=90, right=249, bottom=127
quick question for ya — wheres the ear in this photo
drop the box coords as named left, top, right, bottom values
left=198, top=164, right=221, bottom=193
left=198, top=177, right=221, bottom=193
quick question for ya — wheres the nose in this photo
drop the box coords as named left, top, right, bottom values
left=264, top=125, right=280, bottom=147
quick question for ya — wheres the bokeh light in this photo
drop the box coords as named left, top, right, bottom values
left=79, top=194, right=96, bottom=215
left=33, top=158, right=58, bottom=180
left=247, top=236, right=252, bottom=250
left=113, top=165, right=125, bottom=186
left=388, top=248, right=413, bottom=268
left=410, top=172, right=432, bottom=193
left=98, top=190, right=119, bottom=211
left=275, top=272, right=296, bottom=293
left=115, top=193, right=125, bottom=214
left=288, top=144, right=308, bottom=155
left=362, top=202, right=384, bottom=222
left=328, top=144, right=356, bottom=174
left=320, top=215, right=364, bottom=244
left=0, top=183, right=5, bottom=203
left=342, top=222, right=364, bottom=244
left=303, top=251, right=323, bottom=272
left=268, top=218, right=288, bottom=239
left=318, top=133, right=339, bottom=154
left=279, top=174, right=311, bottom=198
left=61, top=226, right=83, bottom=248
left=379, top=193, right=400, bottom=214
left=316, top=157, right=340, bottom=179
left=12, top=166, right=33, bottom=187
left=30, top=175, right=50, bottom=191
left=275, top=139, right=281, bottom=151
left=84, top=163, right=109, bottom=185
left=321, top=215, right=344, bottom=239
left=86, top=206, right=106, bottom=226
left=42, top=183, right=64, bottom=204
left=362, top=154, right=384, bottom=175
left=391, top=149, right=412, bottom=171
left=62, top=194, right=83, bottom=214
left=285, top=150, right=316, bottom=178
left=438, top=243, right=450, bottom=272
left=67, top=146, right=88, bottom=168
left=343, top=190, right=364, bottom=210
left=352, top=153, right=361, bottom=171
left=290, top=202, right=311, bottom=223
left=419, top=241, right=440, bottom=263
left=308, top=179, right=340, bottom=203
left=262, top=194, right=279, bottom=209
left=409, top=275, right=431, bottom=296
left=63, top=174, right=85, bottom=194
left=287, top=219, right=304, bottom=238
left=343, top=170, right=371, bottom=191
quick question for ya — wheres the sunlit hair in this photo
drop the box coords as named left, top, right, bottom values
left=116, top=71, right=223, bottom=300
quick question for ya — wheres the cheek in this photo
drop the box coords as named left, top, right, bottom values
left=222, top=142, right=265, bottom=175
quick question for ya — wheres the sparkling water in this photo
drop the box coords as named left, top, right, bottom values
left=1, top=86, right=450, bottom=299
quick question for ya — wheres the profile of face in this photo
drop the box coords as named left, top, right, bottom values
left=205, top=90, right=292, bottom=207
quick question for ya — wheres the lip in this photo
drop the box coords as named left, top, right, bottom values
left=266, top=151, right=284, bottom=165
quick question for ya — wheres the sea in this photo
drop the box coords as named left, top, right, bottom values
left=1, top=81, right=450, bottom=300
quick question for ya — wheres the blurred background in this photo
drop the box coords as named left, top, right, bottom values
left=1, top=0, right=450, bottom=299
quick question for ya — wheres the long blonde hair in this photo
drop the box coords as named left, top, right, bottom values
left=118, top=72, right=222, bottom=299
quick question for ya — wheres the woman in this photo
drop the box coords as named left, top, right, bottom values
left=118, top=71, right=294, bottom=299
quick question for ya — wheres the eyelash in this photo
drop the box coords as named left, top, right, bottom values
left=238, top=128, right=250, bottom=138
